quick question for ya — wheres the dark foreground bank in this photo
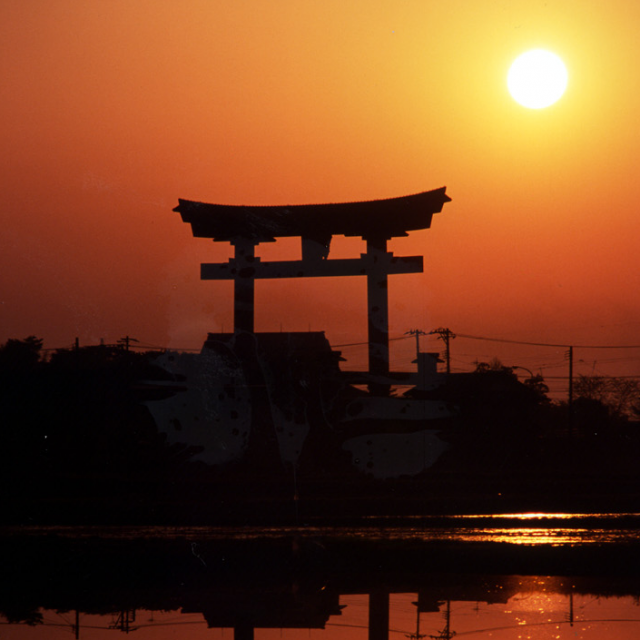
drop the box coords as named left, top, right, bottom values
left=2, top=338, right=639, bottom=525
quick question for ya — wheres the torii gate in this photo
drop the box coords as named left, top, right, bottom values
left=174, top=187, right=450, bottom=388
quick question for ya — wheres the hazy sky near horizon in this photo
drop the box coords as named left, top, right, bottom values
left=2, top=1, right=639, bottom=385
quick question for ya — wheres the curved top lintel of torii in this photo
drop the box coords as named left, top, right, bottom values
left=173, top=187, right=451, bottom=244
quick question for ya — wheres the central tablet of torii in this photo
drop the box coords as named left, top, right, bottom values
left=174, top=187, right=450, bottom=385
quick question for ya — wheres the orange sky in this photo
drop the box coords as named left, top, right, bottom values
left=2, top=1, right=640, bottom=390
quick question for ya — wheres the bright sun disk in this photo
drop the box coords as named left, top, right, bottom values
left=507, top=49, right=568, bottom=109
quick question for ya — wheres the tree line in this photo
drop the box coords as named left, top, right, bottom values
left=0, top=336, right=638, bottom=522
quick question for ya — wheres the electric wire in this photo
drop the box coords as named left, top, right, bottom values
left=456, top=332, right=640, bottom=350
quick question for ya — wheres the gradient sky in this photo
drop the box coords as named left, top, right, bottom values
left=2, top=1, right=639, bottom=389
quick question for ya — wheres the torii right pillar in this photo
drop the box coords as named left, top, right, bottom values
left=365, top=235, right=393, bottom=395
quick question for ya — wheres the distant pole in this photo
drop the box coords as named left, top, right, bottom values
left=118, top=336, right=139, bottom=352
left=430, top=328, right=456, bottom=374
left=405, top=329, right=427, bottom=360
left=569, top=591, right=574, bottom=627
left=409, top=599, right=426, bottom=640
left=426, top=600, right=455, bottom=639
left=443, top=600, right=453, bottom=640
left=568, top=346, right=574, bottom=438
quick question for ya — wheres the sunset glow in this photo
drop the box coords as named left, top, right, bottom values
left=2, top=1, right=640, bottom=388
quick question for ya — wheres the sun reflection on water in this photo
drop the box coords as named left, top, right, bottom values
left=435, top=512, right=640, bottom=545
left=453, top=527, right=591, bottom=545
left=460, top=512, right=576, bottom=519
left=454, top=512, right=639, bottom=520
left=354, top=512, right=640, bottom=546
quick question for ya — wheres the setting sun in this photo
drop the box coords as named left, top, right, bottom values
left=507, top=49, right=568, bottom=109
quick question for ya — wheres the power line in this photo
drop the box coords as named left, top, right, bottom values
left=544, top=375, right=640, bottom=380
left=334, top=335, right=412, bottom=348
left=456, top=332, right=640, bottom=350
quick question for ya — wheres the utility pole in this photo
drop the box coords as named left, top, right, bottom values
left=111, top=610, right=137, bottom=634
left=118, top=336, right=139, bottom=352
left=430, top=328, right=456, bottom=374
left=567, top=346, right=574, bottom=438
left=428, top=600, right=456, bottom=640
left=406, top=329, right=427, bottom=360
left=568, top=591, right=574, bottom=627
left=408, top=597, right=426, bottom=640
left=73, top=610, right=80, bottom=640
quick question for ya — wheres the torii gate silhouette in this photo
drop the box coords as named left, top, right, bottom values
left=174, top=187, right=450, bottom=394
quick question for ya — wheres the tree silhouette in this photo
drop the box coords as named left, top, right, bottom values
left=0, top=336, right=43, bottom=372
left=574, top=374, right=640, bottom=420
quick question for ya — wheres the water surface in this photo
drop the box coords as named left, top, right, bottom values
left=2, top=513, right=640, bottom=639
